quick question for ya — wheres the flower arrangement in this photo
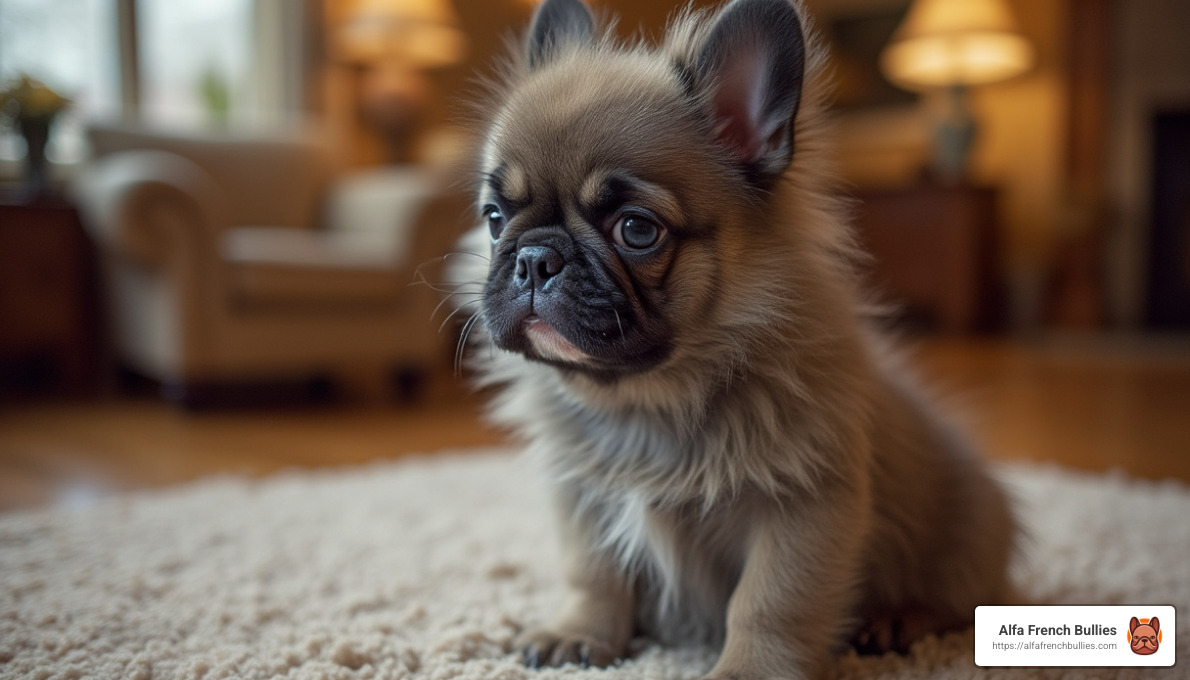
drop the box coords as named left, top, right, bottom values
left=0, top=75, right=71, bottom=196
left=0, top=75, right=71, bottom=121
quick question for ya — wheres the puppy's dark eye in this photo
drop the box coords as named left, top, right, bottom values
left=484, top=205, right=506, bottom=240
left=613, top=215, right=663, bottom=251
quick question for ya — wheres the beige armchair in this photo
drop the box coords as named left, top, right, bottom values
left=73, top=124, right=469, bottom=404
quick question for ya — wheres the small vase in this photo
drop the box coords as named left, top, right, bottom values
left=17, top=114, right=53, bottom=198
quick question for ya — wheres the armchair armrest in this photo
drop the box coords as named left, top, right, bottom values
left=72, top=150, right=229, bottom=268
left=322, top=167, right=435, bottom=268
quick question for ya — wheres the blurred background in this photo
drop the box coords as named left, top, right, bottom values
left=1, top=0, right=1188, bottom=512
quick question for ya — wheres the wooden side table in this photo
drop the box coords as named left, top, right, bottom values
left=0, top=187, right=100, bottom=395
left=852, top=183, right=1003, bottom=334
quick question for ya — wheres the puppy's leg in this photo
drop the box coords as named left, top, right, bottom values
left=704, top=487, right=868, bottom=680
left=517, top=489, right=635, bottom=668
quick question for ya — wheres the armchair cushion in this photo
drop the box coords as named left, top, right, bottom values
left=323, top=167, right=436, bottom=266
left=223, top=227, right=403, bottom=308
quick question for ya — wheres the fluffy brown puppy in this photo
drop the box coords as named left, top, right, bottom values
left=449, top=0, right=1017, bottom=677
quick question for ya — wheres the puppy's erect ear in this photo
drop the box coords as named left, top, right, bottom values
left=1130, top=617, right=1141, bottom=634
left=1150, top=617, right=1160, bottom=635
left=527, top=0, right=595, bottom=69
left=696, top=0, right=805, bottom=185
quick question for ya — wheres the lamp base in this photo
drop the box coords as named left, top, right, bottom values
left=930, top=85, right=976, bottom=185
left=359, top=64, right=428, bottom=163
left=17, top=115, right=54, bottom=199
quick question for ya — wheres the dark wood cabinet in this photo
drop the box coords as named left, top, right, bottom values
left=0, top=188, right=99, bottom=395
left=852, top=183, right=1002, bottom=333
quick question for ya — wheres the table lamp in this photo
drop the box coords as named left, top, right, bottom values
left=881, top=0, right=1033, bottom=183
left=333, top=0, right=466, bottom=160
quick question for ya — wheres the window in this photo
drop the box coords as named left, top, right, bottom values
left=0, top=0, right=120, bottom=164
left=139, top=0, right=254, bottom=128
left=0, top=0, right=304, bottom=176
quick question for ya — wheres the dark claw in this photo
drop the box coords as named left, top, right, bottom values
left=578, top=645, right=590, bottom=668
left=853, top=630, right=882, bottom=656
left=523, top=648, right=541, bottom=669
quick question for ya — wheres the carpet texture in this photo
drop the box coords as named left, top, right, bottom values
left=1, top=450, right=1187, bottom=680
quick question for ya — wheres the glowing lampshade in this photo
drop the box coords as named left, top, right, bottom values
left=333, top=0, right=466, bottom=68
left=881, top=0, right=1033, bottom=90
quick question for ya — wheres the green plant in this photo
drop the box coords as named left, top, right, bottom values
left=199, top=67, right=231, bottom=126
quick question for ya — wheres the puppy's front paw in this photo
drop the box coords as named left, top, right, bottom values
left=702, top=671, right=795, bottom=680
left=516, top=628, right=621, bottom=669
left=851, top=615, right=898, bottom=655
left=853, top=611, right=942, bottom=656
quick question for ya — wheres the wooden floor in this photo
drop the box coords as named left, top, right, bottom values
left=1, top=336, right=1188, bottom=513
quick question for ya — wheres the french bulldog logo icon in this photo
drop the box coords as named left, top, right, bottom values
left=1128, top=616, right=1160, bottom=655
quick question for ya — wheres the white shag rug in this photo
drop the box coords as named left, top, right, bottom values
left=2, top=449, right=1187, bottom=680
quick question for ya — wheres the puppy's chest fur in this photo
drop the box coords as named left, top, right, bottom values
left=582, top=479, right=755, bottom=645
left=526, top=386, right=788, bottom=645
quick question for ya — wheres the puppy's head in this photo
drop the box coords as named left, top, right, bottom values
left=478, top=0, right=807, bottom=382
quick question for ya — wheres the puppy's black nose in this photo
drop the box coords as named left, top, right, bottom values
left=515, top=245, right=565, bottom=290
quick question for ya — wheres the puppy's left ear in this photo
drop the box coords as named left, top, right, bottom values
left=696, top=0, right=805, bottom=186
left=527, top=0, right=595, bottom=69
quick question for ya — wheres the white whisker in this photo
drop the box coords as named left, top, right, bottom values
left=455, top=311, right=483, bottom=376
left=431, top=290, right=482, bottom=322
left=443, top=251, right=490, bottom=263
left=438, top=299, right=482, bottom=334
